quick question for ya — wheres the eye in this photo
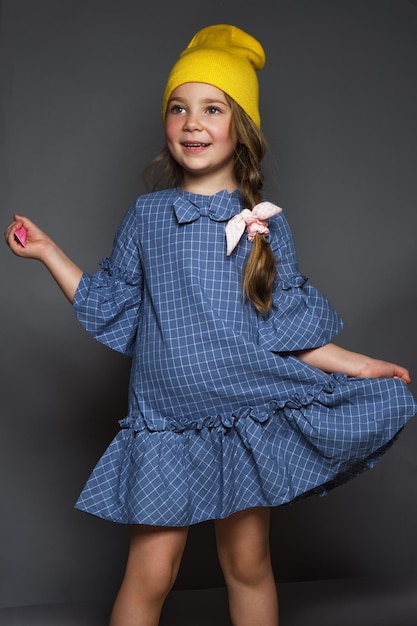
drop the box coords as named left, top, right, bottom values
left=207, top=106, right=221, bottom=114
left=169, top=104, right=185, bottom=114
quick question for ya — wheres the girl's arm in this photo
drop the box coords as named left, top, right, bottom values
left=295, top=342, right=412, bottom=384
left=4, top=214, right=83, bottom=303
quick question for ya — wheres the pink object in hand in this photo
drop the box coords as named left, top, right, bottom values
left=15, top=226, right=27, bottom=247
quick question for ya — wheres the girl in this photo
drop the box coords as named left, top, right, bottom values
left=4, top=24, right=417, bottom=626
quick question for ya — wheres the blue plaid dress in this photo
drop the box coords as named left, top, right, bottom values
left=73, top=188, right=417, bottom=526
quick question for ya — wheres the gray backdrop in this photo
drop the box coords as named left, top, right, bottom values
left=1, top=0, right=417, bottom=610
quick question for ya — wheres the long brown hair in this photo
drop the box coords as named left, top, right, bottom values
left=144, top=95, right=275, bottom=315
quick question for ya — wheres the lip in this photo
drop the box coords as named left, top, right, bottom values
left=181, top=142, right=211, bottom=153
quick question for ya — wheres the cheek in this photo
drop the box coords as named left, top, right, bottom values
left=216, top=120, right=238, bottom=147
left=164, top=119, right=178, bottom=143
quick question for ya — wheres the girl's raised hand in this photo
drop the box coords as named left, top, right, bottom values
left=5, top=214, right=83, bottom=303
left=4, top=214, right=52, bottom=261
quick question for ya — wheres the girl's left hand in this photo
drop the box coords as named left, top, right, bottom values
left=296, top=343, right=412, bottom=384
left=357, top=358, right=412, bottom=384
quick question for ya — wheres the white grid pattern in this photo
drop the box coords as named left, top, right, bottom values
left=73, top=188, right=417, bottom=526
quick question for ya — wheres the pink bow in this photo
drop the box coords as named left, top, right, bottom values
left=225, top=201, right=283, bottom=256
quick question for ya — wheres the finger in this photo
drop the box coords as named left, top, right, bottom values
left=4, top=222, right=22, bottom=242
left=394, top=372, right=412, bottom=384
left=4, top=216, right=23, bottom=237
left=4, top=223, right=17, bottom=243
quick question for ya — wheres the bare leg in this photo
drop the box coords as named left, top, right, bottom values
left=109, top=524, right=189, bottom=626
left=215, top=507, right=278, bottom=626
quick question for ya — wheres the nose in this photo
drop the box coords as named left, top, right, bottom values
left=183, top=112, right=202, bottom=131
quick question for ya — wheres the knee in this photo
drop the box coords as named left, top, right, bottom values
left=123, top=525, right=188, bottom=603
left=122, top=559, right=178, bottom=605
left=122, top=552, right=182, bottom=604
left=142, top=560, right=179, bottom=601
left=219, top=548, right=272, bottom=588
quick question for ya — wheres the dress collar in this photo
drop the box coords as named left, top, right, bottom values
left=173, top=188, right=241, bottom=224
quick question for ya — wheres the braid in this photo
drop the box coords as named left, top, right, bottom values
left=228, top=98, right=276, bottom=315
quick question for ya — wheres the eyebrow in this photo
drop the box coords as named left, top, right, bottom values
left=168, top=96, right=228, bottom=106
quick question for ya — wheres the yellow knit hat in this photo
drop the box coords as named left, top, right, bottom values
left=162, top=24, right=266, bottom=127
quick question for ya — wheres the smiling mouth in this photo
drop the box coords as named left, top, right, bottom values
left=183, top=143, right=210, bottom=148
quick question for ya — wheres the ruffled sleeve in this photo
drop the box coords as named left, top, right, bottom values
left=257, top=211, right=344, bottom=352
left=73, top=202, right=143, bottom=356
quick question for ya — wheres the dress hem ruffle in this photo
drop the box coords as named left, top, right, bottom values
left=74, top=373, right=415, bottom=527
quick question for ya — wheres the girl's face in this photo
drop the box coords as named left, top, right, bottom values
left=165, top=82, right=238, bottom=193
